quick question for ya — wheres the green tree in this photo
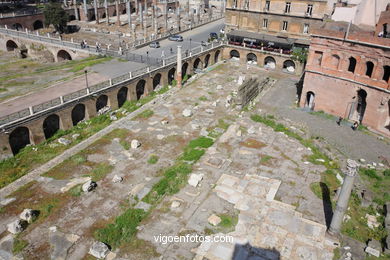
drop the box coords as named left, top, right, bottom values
left=291, top=47, right=308, bottom=64
left=43, top=1, right=69, bottom=33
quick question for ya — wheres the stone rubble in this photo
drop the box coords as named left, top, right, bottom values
left=188, top=173, right=204, bottom=187
left=7, top=219, right=26, bottom=234
left=82, top=180, right=97, bottom=192
left=89, top=241, right=110, bottom=259
left=131, top=139, right=141, bottom=149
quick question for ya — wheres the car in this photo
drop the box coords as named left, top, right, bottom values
left=209, top=32, right=218, bottom=40
left=149, top=41, right=160, bottom=48
left=168, top=35, right=183, bottom=41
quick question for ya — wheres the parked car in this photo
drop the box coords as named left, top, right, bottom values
left=209, top=32, right=218, bottom=40
left=168, top=35, right=183, bottom=41
left=149, top=41, right=160, bottom=48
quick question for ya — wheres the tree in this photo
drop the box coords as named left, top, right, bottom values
left=291, top=47, right=308, bottom=64
left=43, top=1, right=69, bottom=33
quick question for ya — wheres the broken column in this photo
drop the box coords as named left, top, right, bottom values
left=135, top=0, right=139, bottom=14
left=73, top=0, right=79, bottom=20
left=126, top=0, right=132, bottom=29
left=139, top=3, right=143, bottom=29
left=328, top=159, right=359, bottom=235
left=116, top=0, right=121, bottom=26
left=83, top=0, right=87, bottom=19
left=93, top=0, right=99, bottom=24
left=104, top=0, right=109, bottom=24
left=176, top=45, right=182, bottom=88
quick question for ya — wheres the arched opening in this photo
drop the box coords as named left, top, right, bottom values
left=182, top=62, right=189, bottom=78
left=9, top=127, right=30, bottom=155
left=102, top=12, right=106, bottom=18
left=348, top=57, right=356, bottom=73
left=383, top=65, right=390, bottom=82
left=283, top=60, right=295, bottom=73
left=136, top=80, right=145, bottom=100
left=6, top=40, right=18, bottom=51
left=329, top=54, right=340, bottom=70
left=33, top=20, right=43, bottom=30
left=153, top=73, right=162, bottom=89
left=90, top=14, right=96, bottom=21
left=193, top=58, right=203, bottom=70
left=204, top=54, right=210, bottom=68
left=113, top=10, right=117, bottom=16
left=12, top=23, right=23, bottom=31
left=229, top=49, right=240, bottom=59
left=117, top=87, right=128, bottom=107
left=246, top=53, right=257, bottom=63
left=356, top=89, right=367, bottom=123
left=122, top=9, right=127, bottom=14
left=365, top=61, right=374, bottom=77
left=57, top=50, right=72, bottom=61
left=43, top=114, right=60, bottom=139
left=69, top=15, right=76, bottom=21
left=214, top=50, right=220, bottom=63
left=96, top=95, right=108, bottom=112
left=168, top=67, right=176, bottom=85
left=71, top=104, right=86, bottom=126
left=305, top=91, right=315, bottom=110
left=264, top=56, right=276, bottom=69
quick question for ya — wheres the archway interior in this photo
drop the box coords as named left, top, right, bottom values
left=57, top=50, right=72, bottom=61
left=9, top=127, right=30, bottom=155
left=117, top=87, right=128, bottom=107
left=72, top=104, right=86, bottom=126
left=43, top=114, right=60, bottom=139
left=96, top=95, right=108, bottom=112
left=136, top=80, right=146, bottom=100
left=356, top=89, right=367, bottom=122
left=6, top=40, right=18, bottom=51
left=153, top=74, right=162, bottom=89
left=168, top=68, right=176, bottom=84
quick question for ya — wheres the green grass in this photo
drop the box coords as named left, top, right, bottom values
left=198, top=96, right=208, bottom=101
left=147, top=154, right=159, bottom=164
left=187, top=136, right=214, bottom=149
left=310, top=182, right=323, bottom=200
left=12, top=237, right=28, bottom=254
left=69, top=184, right=83, bottom=197
left=134, top=109, right=154, bottom=119
left=309, top=110, right=335, bottom=120
left=218, top=214, right=238, bottom=229
left=260, top=155, right=273, bottom=165
left=89, top=163, right=114, bottom=181
left=94, top=208, right=147, bottom=249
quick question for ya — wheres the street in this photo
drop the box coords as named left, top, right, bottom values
left=92, top=19, right=225, bottom=78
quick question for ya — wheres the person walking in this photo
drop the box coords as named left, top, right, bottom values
left=336, top=116, right=343, bottom=126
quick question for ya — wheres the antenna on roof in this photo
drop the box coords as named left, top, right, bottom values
left=344, top=20, right=352, bottom=40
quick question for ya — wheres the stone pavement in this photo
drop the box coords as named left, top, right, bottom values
left=193, top=174, right=335, bottom=260
left=0, top=61, right=339, bottom=259
left=260, top=77, right=390, bottom=164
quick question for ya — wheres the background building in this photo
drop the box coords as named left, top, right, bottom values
left=300, top=7, right=390, bottom=136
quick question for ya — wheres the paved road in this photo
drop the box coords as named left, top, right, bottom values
left=92, top=19, right=225, bottom=78
left=260, top=76, right=390, bottom=164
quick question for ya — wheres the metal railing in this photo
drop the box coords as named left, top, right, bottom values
left=0, top=41, right=224, bottom=127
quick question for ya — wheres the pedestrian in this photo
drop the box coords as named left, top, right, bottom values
left=170, top=47, right=173, bottom=54
left=352, top=121, right=359, bottom=131
left=161, top=50, right=165, bottom=59
left=185, top=50, right=188, bottom=57
left=80, top=41, right=84, bottom=49
left=336, top=116, right=343, bottom=126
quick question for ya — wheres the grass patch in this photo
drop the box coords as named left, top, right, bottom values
left=134, top=109, right=154, bottom=119
left=259, top=155, right=273, bottom=165
left=309, top=110, right=335, bottom=120
left=218, top=214, right=238, bottom=229
left=217, top=119, right=230, bottom=130
left=94, top=208, right=147, bottom=249
left=147, top=154, right=159, bottom=164
left=198, top=96, right=208, bottom=101
left=310, top=182, right=323, bottom=200
left=69, top=184, right=83, bottom=197
left=13, top=237, right=28, bottom=254
left=90, top=163, right=114, bottom=181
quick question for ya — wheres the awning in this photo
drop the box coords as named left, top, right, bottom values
left=227, top=30, right=309, bottom=47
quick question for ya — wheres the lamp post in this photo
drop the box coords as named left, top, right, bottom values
left=189, top=38, right=192, bottom=50
left=84, top=70, right=89, bottom=89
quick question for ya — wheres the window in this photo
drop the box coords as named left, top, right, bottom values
left=330, top=55, right=340, bottom=70
left=365, top=61, right=374, bottom=77
left=282, top=21, right=288, bottom=31
left=263, top=19, right=268, bottom=28
left=232, top=0, right=237, bottom=8
left=285, top=2, right=291, bottom=13
left=306, top=4, right=313, bottom=16
left=348, top=57, right=356, bottom=73
left=244, top=0, right=249, bottom=9
left=303, top=24, right=309, bottom=34
left=265, top=1, right=270, bottom=11
left=383, top=65, right=390, bottom=82
left=314, top=51, right=323, bottom=66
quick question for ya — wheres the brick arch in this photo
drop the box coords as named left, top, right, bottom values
left=136, top=79, right=146, bottom=100
left=230, top=49, right=240, bottom=59
left=6, top=39, right=18, bottom=51
left=168, top=67, right=176, bottom=85
left=43, top=114, right=60, bottom=139
left=33, top=20, right=44, bottom=30
left=57, top=50, right=72, bottom=61
left=214, top=50, right=221, bottom=63
left=117, top=87, right=129, bottom=107
left=96, top=94, right=109, bottom=112
left=153, top=73, right=162, bottom=89
left=204, top=54, right=211, bottom=68
left=9, top=126, right=31, bottom=155
left=12, top=23, right=23, bottom=31
left=246, top=52, right=257, bottom=63
left=182, top=62, right=189, bottom=78
left=71, top=103, right=86, bottom=126
left=193, top=57, right=203, bottom=70
left=264, top=56, right=276, bottom=69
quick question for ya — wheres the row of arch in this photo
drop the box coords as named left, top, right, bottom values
left=229, top=50, right=296, bottom=72
left=7, top=49, right=222, bottom=155
left=6, top=40, right=73, bottom=61
left=319, top=53, right=390, bottom=83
